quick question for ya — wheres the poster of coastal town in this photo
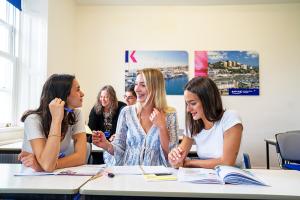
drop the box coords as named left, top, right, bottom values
left=125, top=50, right=189, bottom=95
left=195, top=51, right=259, bottom=96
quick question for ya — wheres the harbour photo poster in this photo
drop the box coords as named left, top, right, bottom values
left=195, top=51, right=259, bottom=96
left=125, top=50, right=189, bottom=95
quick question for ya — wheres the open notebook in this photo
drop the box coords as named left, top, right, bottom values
left=178, top=165, right=268, bottom=186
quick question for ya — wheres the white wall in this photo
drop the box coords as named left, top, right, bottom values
left=48, top=0, right=76, bottom=74
left=48, top=3, right=300, bottom=168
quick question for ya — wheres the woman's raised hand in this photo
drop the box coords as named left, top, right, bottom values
left=92, top=131, right=109, bottom=149
left=49, top=98, right=65, bottom=123
left=149, top=108, right=166, bottom=129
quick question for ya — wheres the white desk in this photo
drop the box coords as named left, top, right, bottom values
left=0, top=164, right=92, bottom=199
left=80, top=168, right=300, bottom=199
left=0, top=141, right=22, bottom=154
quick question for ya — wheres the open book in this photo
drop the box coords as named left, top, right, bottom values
left=178, top=165, right=267, bottom=186
left=15, top=164, right=105, bottom=176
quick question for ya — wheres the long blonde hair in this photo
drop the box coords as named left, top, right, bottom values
left=136, top=68, right=174, bottom=115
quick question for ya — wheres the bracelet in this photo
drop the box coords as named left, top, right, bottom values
left=107, top=143, right=114, bottom=154
left=48, top=134, right=61, bottom=138
left=55, top=160, right=59, bottom=170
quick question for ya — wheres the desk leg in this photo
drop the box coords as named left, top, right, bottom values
left=266, top=142, right=270, bottom=169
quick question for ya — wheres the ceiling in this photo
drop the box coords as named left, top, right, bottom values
left=76, top=0, right=300, bottom=5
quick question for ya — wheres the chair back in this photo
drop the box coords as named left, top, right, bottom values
left=275, top=130, right=300, bottom=165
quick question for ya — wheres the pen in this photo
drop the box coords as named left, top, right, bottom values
left=90, top=172, right=103, bottom=181
left=64, top=107, right=73, bottom=113
left=107, top=172, right=115, bottom=178
left=58, top=152, right=65, bottom=158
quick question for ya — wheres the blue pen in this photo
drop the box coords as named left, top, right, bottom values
left=64, top=107, right=73, bottom=113
left=58, top=152, right=65, bottom=158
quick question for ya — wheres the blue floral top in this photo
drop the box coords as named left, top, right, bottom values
left=104, top=105, right=178, bottom=166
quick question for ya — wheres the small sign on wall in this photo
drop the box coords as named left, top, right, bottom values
left=195, top=51, right=259, bottom=96
left=125, top=50, right=189, bottom=95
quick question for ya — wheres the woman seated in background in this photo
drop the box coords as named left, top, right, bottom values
left=19, top=74, right=87, bottom=172
left=93, top=68, right=178, bottom=166
left=124, top=84, right=137, bottom=106
left=88, top=85, right=126, bottom=142
left=168, top=77, right=243, bottom=169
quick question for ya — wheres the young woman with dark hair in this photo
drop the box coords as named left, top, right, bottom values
left=168, top=77, right=243, bottom=169
left=124, top=84, right=137, bottom=106
left=19, top=74, right=87, bottom=172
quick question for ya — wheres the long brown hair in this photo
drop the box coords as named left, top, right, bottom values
left=185, top=77, right=224, bottom=136
left=94, top=85, right=118, bottom=115
left=21, top=74, right=76, bottom=138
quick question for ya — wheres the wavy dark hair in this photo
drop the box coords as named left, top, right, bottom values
left=185, top=77, right=224, bottom=136
left=21, top=74, right=76, bottom=138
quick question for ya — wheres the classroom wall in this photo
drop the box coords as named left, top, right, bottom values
left=48, top=2, right=300, bottom=168
left=48, top=0, right=76, bottom=74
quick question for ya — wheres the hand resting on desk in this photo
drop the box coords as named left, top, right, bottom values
left=18, top=151, right=43, bottom=172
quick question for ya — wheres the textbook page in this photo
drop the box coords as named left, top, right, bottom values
left=141, top=165, right=172, bottom=175
left=15, top=164, right=105, bottom=176
left=15, top=166, right=55, bottom=176
left=109, top=165, right=143, bottom=175
left=215, top=165, right=268, bottom=186
left=177, top=167, right=223, bottom=184
left=55, top=164, right=105, bottom=176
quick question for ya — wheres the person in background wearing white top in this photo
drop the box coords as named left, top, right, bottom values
left=168, top=77, right=243, bottom=169
left=18, top=74, right=87, bottom=172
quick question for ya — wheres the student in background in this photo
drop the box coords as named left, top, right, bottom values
left=168, top=77, right=243, bottom=169
left=124, top=85, right=137, bottom=106
left=93, top=68, right=178, bottom=166
left=88, top=85, right=126, bottom=142
left=19, top=74, right=87, bottom=172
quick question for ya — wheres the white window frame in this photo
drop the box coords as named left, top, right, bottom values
left=0, top=1, right=20, bottom=130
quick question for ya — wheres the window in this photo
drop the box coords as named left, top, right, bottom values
left=0, top=0, right=20, bottom=128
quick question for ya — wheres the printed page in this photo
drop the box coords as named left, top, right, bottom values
left=55, top=164, right=105, bottom=176
left=109, top=165, right=143, bottom=175
left=215, top=165, right=268, bottom=186
left=15, top=164, right=105, bottom=176
left=177, top=167, right=223, bottom=184
left=15, top=165, right=55, bottom=176
left=141, top=165, right=172, bottom=175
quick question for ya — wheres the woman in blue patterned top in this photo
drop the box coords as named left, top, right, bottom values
left=92, top=68, right=178, bottom=166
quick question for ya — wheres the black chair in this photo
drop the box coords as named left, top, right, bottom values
left=275, top=130, right=300, bottom=170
